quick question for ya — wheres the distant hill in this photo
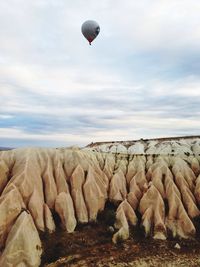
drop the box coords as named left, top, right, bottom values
left=0, top=147, right=13, bottom=151
left=85, top=135, right=200, bottom=155
left=86, top=135, right=200, bottom=148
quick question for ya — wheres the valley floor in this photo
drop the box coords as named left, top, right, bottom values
left=42, top=219, right=200, bottom=267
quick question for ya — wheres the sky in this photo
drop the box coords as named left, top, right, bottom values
left=0, top=0, right=200, bottom=147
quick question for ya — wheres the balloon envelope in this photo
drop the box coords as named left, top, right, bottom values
left=81, top=20, right=100, bottom=45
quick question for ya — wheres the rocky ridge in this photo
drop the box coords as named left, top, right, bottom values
left=0, top=137, right=200, bottom=266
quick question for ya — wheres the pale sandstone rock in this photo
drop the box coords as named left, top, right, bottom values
left=112, top=200, right=137, bottom=243
left=146, top=155, right=154, bottom=172
left=115, top=144, right=127, bottom=154
left=156, top=142, right=172, bottom=155
left=83, top=166, right=105, bottom=221
left=91, top=166, right=108, bottom=198
left=44, top=203, right=55, bottom=233
left=192, top=141, right=200, bottom=155
left=110, top=145, right=118, bottom=153
left=42, top=155, right=58, bottom=209
left=97, top=144, right=110, bottom=153
left=127, top=180, right=142, bottom=210
left=173, top=143, right=193, bottom=155
left=172, top=157, right=196, bottom=191
left=5, top=149, right=43, bottom=206
left=55, top=192, right=76, bottom=232
left=53, top=150, right=69, bottom=194
left=0, top=150, right=15, bottom=171
left=95, top=152, right=105, bottom=170
left=174, top=171, right=200, bottom=218
left=115, top=156, right=128, bottom=176
left=128, top=143, right=144, bottom=154
left=149, top=158, right=172, bottom=199
left=109, top=170, right=127, bottom=204
left=0, top=211, right=42, bottom=267
left=146, top=156, right=197, bottom=239
left=174, top=243, right=181, bottom=249
left=151, top=168, right=166, bottom=199
left=126, top=160, right=138, bottom=184
left=0, top=160, right=9, bottom=194
left=115, top=199, right=138, bottom=227
left=191, top=157, right=200, bottom=176
left=127, top=169, right=147, bottom=210
left=28, top=189, right=45, bottom=231
left=131, top=169, right=147, bottom=192
left=70, top=164, right=88, bottom=223
left=195, top=174, right=200, bottom=204
left=63, top=149, right=91, bottom=178
left=146, top=142, right=158, bottom=154
left=126, top=156, right=146, bottom=185
left=0, top=140, right=200, bottom=266
left=165, top=175, right=196, bottom=238
left=0, top=184, right=25, bottom=248
left=103, top=154, right=116, bottom=180
left=108, top=144, right=127, bottom=154
left=139, top=184, right=166, bottom=240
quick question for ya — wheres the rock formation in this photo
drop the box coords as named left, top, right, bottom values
left=0, top=137, right=200, bottom=266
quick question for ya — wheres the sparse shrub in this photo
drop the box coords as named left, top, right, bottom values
left=104, top=209, right=116, bottom=226
left=98, top=205, right=116, bottom=226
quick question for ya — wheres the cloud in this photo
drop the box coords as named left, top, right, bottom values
left=0, top=0, right=200, bottom=147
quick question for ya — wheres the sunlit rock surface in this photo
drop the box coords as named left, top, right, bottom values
left=0, top=136, right=200, bottom=266
left=0, top=211, right=42, bottom=267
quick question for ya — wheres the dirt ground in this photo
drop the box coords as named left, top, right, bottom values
left=41, top=211, right=200, bottom=267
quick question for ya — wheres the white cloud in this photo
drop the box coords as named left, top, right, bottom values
left=0, top=127, right=89, bottom=146
left=105, top=0, right=200, bottom=52
left=149, top=76, right=200, bottom=97
left=0, top=114, right=14, bottom=119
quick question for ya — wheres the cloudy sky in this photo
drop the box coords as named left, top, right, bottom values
left=0, top=0, right=200, bottom=147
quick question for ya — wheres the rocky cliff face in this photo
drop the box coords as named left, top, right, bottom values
left=0, top=137, right=200, bottom=266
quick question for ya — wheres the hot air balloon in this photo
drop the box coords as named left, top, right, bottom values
left=81, top=20, right=100, bottom=45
